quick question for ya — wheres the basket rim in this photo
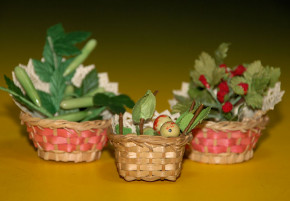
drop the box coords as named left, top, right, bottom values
left=198, top=110, right=269, bottom=132
left=108, top=131, right=192, bottom=147
left=20, top=112, right=111, bottom=131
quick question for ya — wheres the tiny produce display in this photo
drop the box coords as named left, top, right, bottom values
left=170, top=43, right=284, bottom=164
left=0, top=24, right=134, bottom=162
left=109, top=90, right=210, bottom=181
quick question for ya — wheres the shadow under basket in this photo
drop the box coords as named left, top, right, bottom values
left=188, top=112, right=269, bottom=164
left=20, top=112, right=111, bottom=163
left=108, top=132, right=192, bottom=181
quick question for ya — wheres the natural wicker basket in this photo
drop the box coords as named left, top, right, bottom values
left=20, top=112, right=111, bottom=163
left=188, top=111, right=269, bottom=164
left=108, top=132, right=192, bottom=181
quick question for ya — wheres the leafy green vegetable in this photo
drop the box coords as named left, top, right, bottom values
left=50, top=69, right=66, bottom=112
left=245, top=91, right=263, bottom=109
left=132, top=90, right=156, bottom=123
left=37, top=90, right=57, bottom=114
left=32, top=59, right=54, bottom=82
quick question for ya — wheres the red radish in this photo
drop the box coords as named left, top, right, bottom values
left=153, top=115, right=172, bottom=134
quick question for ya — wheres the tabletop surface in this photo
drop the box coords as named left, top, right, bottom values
left=0, top=1, right=290, bottom=201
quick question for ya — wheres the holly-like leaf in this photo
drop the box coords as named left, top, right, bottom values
left=32, top=59, right=54, bottom=82
left=62, top=31, right=91, bottom=44
left=37, top=90, right=57, bottom=114
left=251, top=72, right=270, bottom=94
left=245, top=91, right=263, bottom=109
left=265, top=66, right=280, bottom=87
left=132, top=90, right=156, bottom=123
left=244, top=61, right=263, bottom=80
left=230, top=77, right=247, bottom=95
left=193, top=52, right=216, bottom=84
left=111, top=94, right=135, bottom=109
left=115, top=124, right=132, bottom=135
left=82, top=69, right=99, bottom=95
left=215, top=43, right=230, bottom=65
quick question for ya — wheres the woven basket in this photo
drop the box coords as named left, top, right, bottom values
left=188, top=111, right=269, bottom=164
left=20, top=112, right=111, bottom=163
left=108, top=132, right=192, bottom=181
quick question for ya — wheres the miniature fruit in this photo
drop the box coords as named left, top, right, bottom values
left=143, top=127, right=155, bottom=136
left=153, top=115, right=172, bottom=134
left=160, top=122, right=180, bottom=137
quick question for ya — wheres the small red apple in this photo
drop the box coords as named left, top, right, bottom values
left=153, top=115, right=172, bottom=134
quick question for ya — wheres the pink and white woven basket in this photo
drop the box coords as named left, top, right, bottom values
left=188, top=111, right=269, bottom=164
left=20, top=112, right=110, bottom=163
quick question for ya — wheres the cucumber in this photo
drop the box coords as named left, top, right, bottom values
left=60, top=96, right=93, bottom=109
left=14, top=66, right=41, bottom=107
left=63, top=39, right=97, bottom=76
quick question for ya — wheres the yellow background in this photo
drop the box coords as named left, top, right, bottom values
left=0, top=1, right=289, bottom=200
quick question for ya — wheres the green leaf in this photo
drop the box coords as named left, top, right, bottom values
left=251, top=72, right=270, bottom=94
left=0, top=87, right=52, bottom=117
left=82, top=69, right=99, bottom=95
left=110, top=94, right=135, bottom=109
left=47, top=23, right=65, bottom=41
left=42, top=39, right=62, bottom=69
left=143, top=128, right=156, bottom=136
left=245, top=91, right=263, bottom=109
left=230, top=77, right=247, bottom=95
left=215, top=43, right=230, bottom=65
left=108, top=104, right=126, bottom=114
left=244, top=61, right=263, bottom=80
left=176, top=110, right=190, bottom=124
left=132, top=90, right=156, bottom=123
left=54, top=40, right=81, bottom=56
left=4, top=75, right=24, bottom=97
left=265, top=66, right=280, bottom=87
left=49, top=70, right=66, bottom=112
left=81, top=106, right=106, bottom=121
left=193, top=52, right=216, bottom=85
left=62, top=31, right=91, bottom=44
left=172, top=103, right=191, bottom=114
left=93, top=93, right=110, bottom=106
left=37, top=90, right=57, bottom=114
left=32, top=59, right=54, bottom=82
left=177, top=107, right=211, bottom=133
left=115, top=124, right=132, bottom=135
left=188, top=87, right=217, bottom=107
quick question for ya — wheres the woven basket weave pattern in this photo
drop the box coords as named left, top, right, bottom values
left=188, top=113, right=269, bottom=164
left=109, top=133, right=191, bottom=181
left=20, top=112, right=110, bottom=162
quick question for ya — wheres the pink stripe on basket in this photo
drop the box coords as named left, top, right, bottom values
left=191, top=127, right=261, bottom=154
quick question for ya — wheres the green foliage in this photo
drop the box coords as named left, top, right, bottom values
left=93, top=93, right=134, bottom=114
left=191, top=52, right=225, bottom=87
left=215, top=43, right=230, bottom=65
left=132, top=90, right=156, bottom=123
left=82, top=69, right=99, bottom=95
left=37, top=90, right=57, bottom=114
left=245, top=91, right=263, bottom=109
left=32, top=59, right=54, bottom=82
left=115, top=124, right=132, bottom=135
left=230, top=77, right=247, bottom=95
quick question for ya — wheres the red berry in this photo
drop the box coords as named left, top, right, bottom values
left=222, top=102, right=233, bottom=113
left=218, top=81, right=229, bottom=93
left=231, top=65, right=246, bottom=77
left=238, top=82, right=249, bottom=95
left=199, top=75, right=210, bottom=88
left=217, top=90, right=227, bottom=103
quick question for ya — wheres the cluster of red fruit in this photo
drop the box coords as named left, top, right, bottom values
left=198, top=64, right=248, bottom=113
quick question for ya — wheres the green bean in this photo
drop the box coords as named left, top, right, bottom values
left=63, top=39, right=97, bottom=76
left=14, top=66, right=41, bottom=107
left=60, top=97, right=93, bottom=109
left=48, top=111, right=89, bottom=121
left=84, top=87, right=105, bottom=97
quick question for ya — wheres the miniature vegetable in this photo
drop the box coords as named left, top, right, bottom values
left=160, top=122, right=180, bottom=137
left=0, top=23, right=134, bottom=121
left=153, top=115, right=172, bottom=134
